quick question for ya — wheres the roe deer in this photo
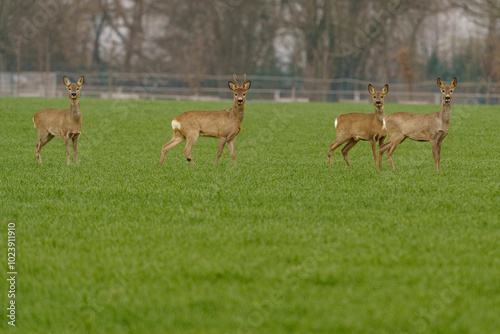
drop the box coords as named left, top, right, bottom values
left=33, top=76, right=85, bottom=165
left=378, top=77, right=457, bottom=171
left=159, top=74, right=251, bottom=166
left=328, top=84, right=389, bottom=167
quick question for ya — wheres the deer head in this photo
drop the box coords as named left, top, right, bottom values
left=63, top=76, right=85, bottom=100
left=228, top=74, right=251, bottom=106
left=437, top=77, right=457, bottom=105
left=368, top=84, right=389, bottom=110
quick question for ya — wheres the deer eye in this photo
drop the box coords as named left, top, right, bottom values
left=450, top=90, right=453, bottom=93
left=442, top=90, right=445, bottom=93
left=380, top=96, right=383, bottom=98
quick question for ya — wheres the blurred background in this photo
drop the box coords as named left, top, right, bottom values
left=1, top=0, right=499, bottom=103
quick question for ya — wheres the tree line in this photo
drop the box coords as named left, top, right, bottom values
left=1, top=0, right=499, bottom=89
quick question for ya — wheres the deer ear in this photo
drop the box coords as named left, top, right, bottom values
left=437, top=78, right=444, bottom=89
left=63, top=76, right=71, bottom=87
left=243, top=80, right=251, bottom=90
left=451, top=77, right=457, bottom=88
left=382, top=84, right=389, bottom=94
left=228, top=81, right=237, bottom=91
left=77, top=76, right=85, bottom=87
left=368, top=84, right=375, bottom=95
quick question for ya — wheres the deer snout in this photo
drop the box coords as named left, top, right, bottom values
left=237, top=97, right=244, bottom=103
left=71, top=92, right=77, bottom=98
left=445, top=95, right=451, bottom=101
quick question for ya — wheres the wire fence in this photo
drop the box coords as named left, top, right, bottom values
left=1, top=72, right=499, bottom=105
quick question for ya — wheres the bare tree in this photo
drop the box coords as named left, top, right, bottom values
left=101, top=0, right=148, bottom=70
left=394, top=46, right=415, bottom=98
left=0, top=0, right=497, bottom=91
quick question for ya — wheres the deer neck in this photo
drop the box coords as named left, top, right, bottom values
left=70, top=100, right=81, bottom=119
left=232, top=101, right=245, bottom=123
left=439, top=101, right=452, bottom=126
left=374, top=106, right=385, bottom=123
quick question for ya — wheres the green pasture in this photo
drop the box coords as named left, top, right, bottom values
left=0, top=97, right=499, bottom=333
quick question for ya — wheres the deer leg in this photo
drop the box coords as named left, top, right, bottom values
left=436, top=132, right=447, bottom=171
left=430, top=140, right=440, bottom=171
left=378, top=141, right=391, bottom=154
left=378, top=136, right=386, bottom=155
left=35, top=132, right=54, bottom=165
left=159, top=132, right=185, bottom=166
left=386, top=136, right=405, bottom=170
left=65, top=136, right=71, bottom=166
left=183, top=135, right=198, bottom=166
left=214, top=137, right=227, bottom=166
left=328, top=138, right=348, bottom=166
left=437, top=141, right=444, bottom=171
left=378, top=141, right=391, bottom=170
left=370, top=139, right=377, bottom=166
left=377, top=136, right=387, bottom=170
left=227, top=139, right=236, bottom=167
left=72, top=135, right=79, bottom=164
left=341, top=139, right=357, bottom=167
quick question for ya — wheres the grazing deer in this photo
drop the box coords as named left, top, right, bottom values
left=33, top=76, right=85, bottom=165
left=328, top=84, right=389, bottom=167
left=378, top=77, right=457, bottom=171
left=159, top=74, right=251, bottom=167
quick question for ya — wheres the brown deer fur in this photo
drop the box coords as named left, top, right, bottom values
left=159, top=74, right=251, bottom=166
left=328, top=84, right=389, bottom=167
left=33, top=76, right=85, bottom=165
left=378, top=77, right=457, bottom=171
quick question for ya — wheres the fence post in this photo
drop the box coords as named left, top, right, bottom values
left=354, top=90, right=360, bottom=102
left=274, top=89, right=280, bottom=102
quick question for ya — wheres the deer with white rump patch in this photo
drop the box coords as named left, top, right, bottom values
left=33, top=76, right=85, bottom=165
left=328, top=84, right=389, bottom=167
left=159, top=74, right=251, bottom=166
left=378, top=77, right=457, bottom=171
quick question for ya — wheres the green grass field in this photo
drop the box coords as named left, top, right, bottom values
left=1, top=97, right=499, bottom=333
